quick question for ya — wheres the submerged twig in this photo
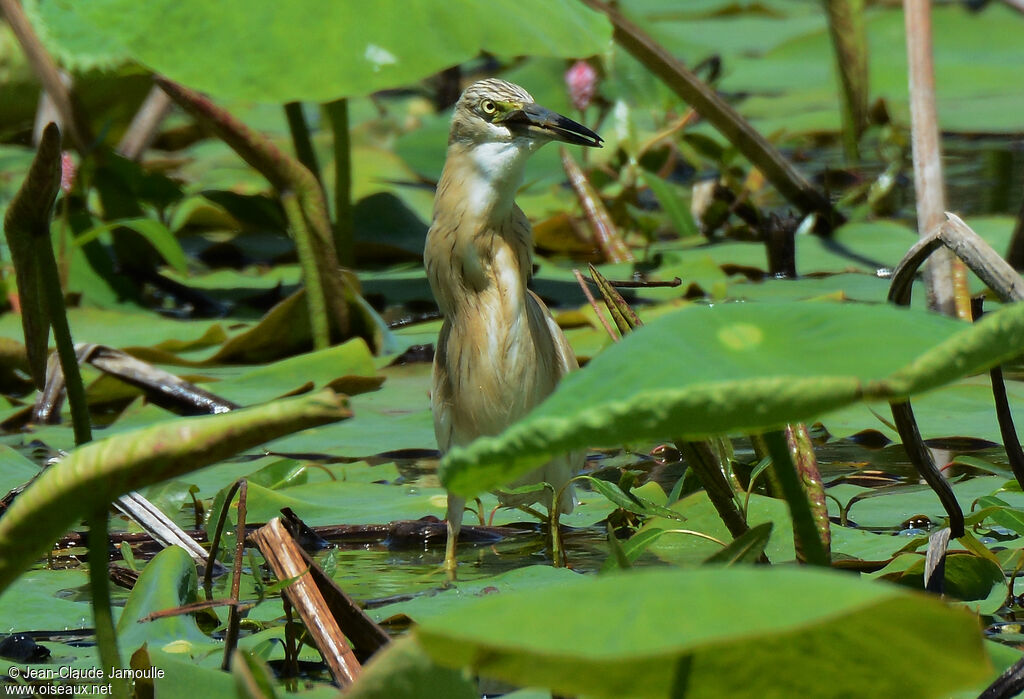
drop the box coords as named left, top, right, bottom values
left=251, top=518, right=363, bottom=686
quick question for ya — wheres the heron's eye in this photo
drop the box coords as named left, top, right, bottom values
left=480, top=99, right=497, bottom=116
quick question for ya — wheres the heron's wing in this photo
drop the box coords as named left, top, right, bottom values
left=431, top=318, right=455, bottom=453
left=500, top=291, right=582, bottom=513
left=526, top=290, right=579, bottom=378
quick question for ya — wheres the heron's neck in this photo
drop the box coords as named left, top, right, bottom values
left=427, top=140, right=538, bottom=317
left=443, top=139, right=537, bottom=223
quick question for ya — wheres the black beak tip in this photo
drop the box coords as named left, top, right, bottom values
left=516, top=103, right=604, bottom=148
left=561, top=121, right=603, bottom=148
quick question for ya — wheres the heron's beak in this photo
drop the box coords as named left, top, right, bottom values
left=504, top=103, right=603, bottom=148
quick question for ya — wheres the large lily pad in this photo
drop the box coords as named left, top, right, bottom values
left=442, top=301, right=1024, bottom=498
left=414, top=566, right=990, bottom=698
left=42, top=0, right=612, bottom=102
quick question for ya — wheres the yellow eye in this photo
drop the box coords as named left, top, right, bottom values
left=480, top=100, right=497, bottom=115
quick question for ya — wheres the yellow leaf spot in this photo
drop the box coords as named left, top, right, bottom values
left=717, top=323, right=763, bottom=350
left=161, top=640, right=194, bottom=654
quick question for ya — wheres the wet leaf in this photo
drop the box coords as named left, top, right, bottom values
left=0, top=389, right=350, bottom=593
left=974, top=496, right=1024, bottom=537
left=0, top=444, right=40, bottom=495
left=414, top=566, right=990, bottom=698
left=442, top=301, right=1024, bottom=498
left=704, top=521, right=772, bottom=565
left=117, top=547, right=211, bottom=652
left=345, top=637, right=476, bottom=699
left=890, top=553, right=1007, bottom=615
left=147, top=647, right=236, bottom=699
left=642, top=491, right=794, bottom=565
left=579, top=476, right=683, bottom=521
left=207, top=339, right=377, bottom=406
left=48, top=1, right=612, bottom=102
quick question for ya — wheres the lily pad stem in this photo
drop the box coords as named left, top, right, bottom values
left=281, top=191, right=330, bottom=350
left=87, top=510, right=127, bottom=698
left=761, top=430, right=829, bottom=566
left=35, top=234, right=91, bottom=444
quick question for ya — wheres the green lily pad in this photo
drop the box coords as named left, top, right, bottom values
left=414, top=566, right=990, bottom=698
left=442, top=300, right=1024, bottom=499
left=51, top=0, right=612, bottom=102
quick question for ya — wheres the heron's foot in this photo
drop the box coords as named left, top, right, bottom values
left=444, top=520, right=460, bottom=581
left=443, top=555, right=458, bottom=582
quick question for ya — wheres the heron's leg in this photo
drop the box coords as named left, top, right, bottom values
left=444, top=494, right=466, bottom=578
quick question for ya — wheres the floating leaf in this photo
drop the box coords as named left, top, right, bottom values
left=0, top=389, right=350, bottom=593
left=117, top=547, right=210, bottom=652
left=414, top=566, right=990, bottom=698
left=579, top=476, right=683, bottom=521
left=345, top=637, right=476, bottom=699
left=704, top=521, right=773, bottom=565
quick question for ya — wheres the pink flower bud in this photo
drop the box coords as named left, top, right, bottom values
left=60, top=151, right=76, bottom=194
left=565, top=60, right=598, bottom=111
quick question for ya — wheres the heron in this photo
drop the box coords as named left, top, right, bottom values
left=424, top=78, right=603, bottom=573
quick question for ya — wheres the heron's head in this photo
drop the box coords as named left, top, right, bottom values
left=449, top=78, right=603, bottom=150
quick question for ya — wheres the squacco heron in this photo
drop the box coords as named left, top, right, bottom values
left=425, top=78, right=603, bottom=572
